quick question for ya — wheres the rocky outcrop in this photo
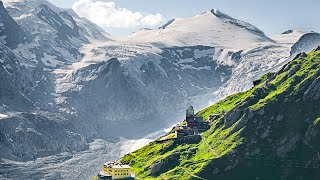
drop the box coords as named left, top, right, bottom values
left=0, top=1, right=28, bottom=48
left=37, top=4, right=82, bottom=41
left=0, top=45, right=36, bottom=112
left=290, top=33, right=320, bottom=56
left=304, top=71, right=320, bottom=101
left=0, top=112, right=87, bottom=161
left=150, top=151, right=181, bottom=177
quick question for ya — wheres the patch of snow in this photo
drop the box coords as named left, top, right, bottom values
left=177, top=58, right=195, bottom=64
left=0, top=36, right=7, bottom=45
left=0, top=113, right=8, bottom=119
left=181, top=64, right=211, bottom=70
left=270, top=30, right=306, bottom=47
left=215, top=48, right=235, bottom=66
left=14, top=13, right=33, bottom=20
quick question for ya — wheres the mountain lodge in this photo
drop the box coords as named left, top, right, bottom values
left=175, top=106, right=210, bottom=138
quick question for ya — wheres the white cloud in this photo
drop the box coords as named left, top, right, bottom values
left=72, top=0, right=164, bottom=28
left=141, top=14, right=164, bottom=26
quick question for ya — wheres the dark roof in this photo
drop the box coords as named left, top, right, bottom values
left=186, top=116, right=203, bottom=123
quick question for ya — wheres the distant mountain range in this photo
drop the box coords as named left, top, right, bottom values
left=0, top=1, right=319, bottom=177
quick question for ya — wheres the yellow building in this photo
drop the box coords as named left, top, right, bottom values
left=101, top=162, right=132, bottom=179
left=111, top=165, right=131, bottom=179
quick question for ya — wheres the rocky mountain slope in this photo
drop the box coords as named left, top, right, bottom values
left=121, top=48, right=320, bottom=179
left=0, top=44, right=88, bottom=161
left=0, top=1, right=28, bottom=48
left=0, top=0, right=102, bottom=161
left=290, top=32, right=320, bottom=56
left=3, top=0, right=108, bottom=69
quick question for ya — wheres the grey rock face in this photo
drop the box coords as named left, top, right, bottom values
left=0, top=112, right=87, bottom=161
left=0, top=44, right=88, bottom=161
left=282, top=30, right=294, bottom=34
left=303, top=71, right=320, bottom=101
left=37, top=4, right=82, bottom=41
left=0, top=1, right=101, bottom=160
left=290, top=33, right=320, bottom=56
left=3, top=0, right=108, bottom=69
left=0, top=1, right=28, bottom=48
left=159, top=46, right=232, bottom=96
left=52, top=46, right=233, bottom=139
left=0, top=45, right=35, bottom=112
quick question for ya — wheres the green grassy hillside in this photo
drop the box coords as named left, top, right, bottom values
left=121, top=49, right=320, bottom=180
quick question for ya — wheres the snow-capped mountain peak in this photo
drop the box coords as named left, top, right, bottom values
left=202, top=9, right=231, bottom=18
left=129, top=9, right=273, bottom=50
left=204, top=9, right=268, bottom=38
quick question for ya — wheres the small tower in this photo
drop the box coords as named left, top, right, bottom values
left=186, top=106, right=195, bottom=117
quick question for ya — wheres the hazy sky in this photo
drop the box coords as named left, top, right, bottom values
left=48, top=0, right=320, bottom=36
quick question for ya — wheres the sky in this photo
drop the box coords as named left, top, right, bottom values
left=48, top=0, right=320, bottom=37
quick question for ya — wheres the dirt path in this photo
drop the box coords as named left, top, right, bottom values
left=201, top=135, right=218, bottom=157
left=181, top=167, right=207, bottom=180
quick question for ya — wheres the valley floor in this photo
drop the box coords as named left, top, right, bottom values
left=0, top=138, right=152, bottom=180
